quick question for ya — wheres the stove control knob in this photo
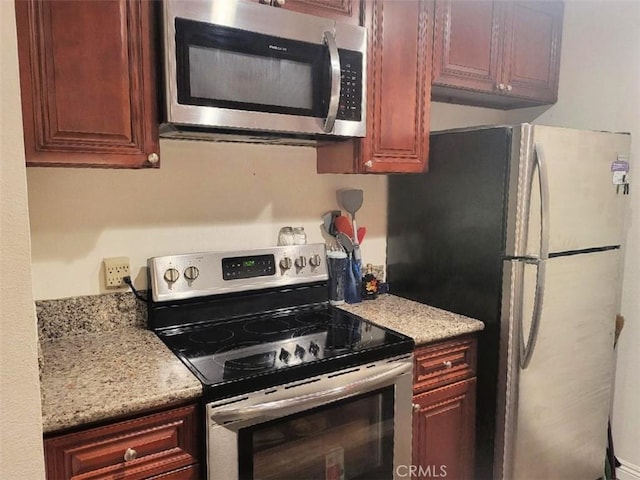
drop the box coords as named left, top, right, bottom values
left=309, top=341, right=320, bottom=357
left=279, top=348, right=291, bottom=364
left=163, top=268, right=180, bottom=284
left=184, top=266, right=199, bottom=281
left=280, top=257, right=293, bottom=270
left=309, top=254, right=322, bottom=268
left=295, top=256, right=307, bottom=269
left=294, top=344, right=306, bottom=360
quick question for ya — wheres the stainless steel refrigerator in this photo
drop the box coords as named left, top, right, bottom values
left=387, top=124, right=630, bottom=480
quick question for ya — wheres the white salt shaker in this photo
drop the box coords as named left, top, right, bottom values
left=293, top=227, right=307, bottom=245
left=278, top=227, right=295, bottom=246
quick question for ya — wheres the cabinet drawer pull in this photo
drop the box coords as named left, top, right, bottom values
left=443, top=360, right=453, bottom=369
left=123, top=448, right=137, bottom=462
left=412, top=403, right=421, bottom=413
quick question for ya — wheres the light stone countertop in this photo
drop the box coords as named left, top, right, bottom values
left=38, top=292, right=482, bottom=434
left=40, top=327, right=202, bottom=434
left=339, top=294, right=485, bottom=345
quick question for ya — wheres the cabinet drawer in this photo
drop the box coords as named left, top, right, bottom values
left=44, top=404, right=199, bottom=480
left=148, top=464, right=200, bottom=480
left=413, top=336, right=477, bottom=393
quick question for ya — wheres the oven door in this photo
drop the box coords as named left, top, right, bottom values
left=162, top=0, right=366, bottom=138
left=206, top=356, right=413, bottom=480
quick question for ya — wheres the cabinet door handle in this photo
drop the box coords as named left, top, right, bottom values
left=124, top=448, right=137, bottom=462
left=147, top=152, right=159, bottom=165
left=364, top=160, right=373, bottom=169
left=506, top=84, right=513, bottom=92
left=443, top=360, right=453, bottom=369
left=412, top=403, right=421, bottom=413
left=497, top=83, right=506, bottom=91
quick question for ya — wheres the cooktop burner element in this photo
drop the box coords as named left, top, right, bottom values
left=147, top=245, right=414, bottom=402
left=244, top=318, right=292, bottom=335
left=188, top=328, right=235, bottom=344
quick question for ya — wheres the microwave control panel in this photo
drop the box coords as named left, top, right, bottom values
left=337, top=50, right=363, bottom=122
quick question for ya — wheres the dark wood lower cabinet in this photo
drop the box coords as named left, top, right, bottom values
left=412, top=336, right=477, bottom=480
left=413, top=379, right=476, bottom=480
left=147, top=465, right=200, bottom=480
left=44, top=403, right=201, bottom=480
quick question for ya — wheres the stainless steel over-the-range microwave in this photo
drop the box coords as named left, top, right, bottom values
left=160, top=0, right=367, bottom=143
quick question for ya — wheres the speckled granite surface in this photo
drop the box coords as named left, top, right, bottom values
left=38, top=292, right=481, bottom=434
left=40, top=327, right=202, bottom=434
left=36, top=291, right=147, bottom=341
left=339, top=294, right=484, bottom=345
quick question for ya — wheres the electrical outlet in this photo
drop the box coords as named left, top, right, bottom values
left=103, top=257, right=130, bottom=288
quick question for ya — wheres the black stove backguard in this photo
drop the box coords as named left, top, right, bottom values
left=148, top=281, right=331, bottom=331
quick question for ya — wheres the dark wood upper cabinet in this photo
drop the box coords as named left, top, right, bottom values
left=432, top=1, right=503, bottom=94
left=15, top=0, right=160, bottom=168
left=278, top=0, right=361, bottom=24
left=317, top=0, right=432, bottom=174
left=502, top=1, right=564, bottom=104
left=432, top=0, right=563, bottom=109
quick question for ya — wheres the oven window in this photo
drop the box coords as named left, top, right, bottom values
left=238, top=387, right=394, bottom=480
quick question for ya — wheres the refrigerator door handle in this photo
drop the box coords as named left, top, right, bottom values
left=520, top=143, right=550, bottom=369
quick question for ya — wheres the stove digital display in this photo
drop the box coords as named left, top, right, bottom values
left=222, top=254, right=276, bottom=280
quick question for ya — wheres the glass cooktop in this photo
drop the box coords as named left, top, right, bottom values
left=156, top=306, right=414, bottom=401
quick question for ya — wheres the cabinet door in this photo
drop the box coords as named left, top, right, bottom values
left=15, top=0, right=159, bottom=168
left=501, top=1, right=563, bottom=103
left=316, top=0, right=431, bottom=174
left=412, top=379, right=476, bottom=480
left=432, top=1, right=503, bottom=94
left=279, top=0, right=361, bottom=25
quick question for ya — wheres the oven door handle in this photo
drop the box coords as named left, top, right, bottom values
left=210, top=362, right=411, bottom=424
left=322, top=30, right=340, bottom=133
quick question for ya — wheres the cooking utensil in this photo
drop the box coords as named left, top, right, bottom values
left=322, top=210, right=341, bottom=237
left=334, top=215, right=354, bottom=238
left=338, top=189, right=363, bottom=244
left=321, top=224, right=341, bottom=251
left=357, top=227, right=366, bottom=244
left=336, top=232, right=354, bottom=253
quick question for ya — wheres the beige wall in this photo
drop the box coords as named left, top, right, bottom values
left=0, top=2, right=46, bottom=479
left=26, top=105, right=508, bottom=300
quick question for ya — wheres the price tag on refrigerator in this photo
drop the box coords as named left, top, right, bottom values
left=612, top=155, right=630, bottom=194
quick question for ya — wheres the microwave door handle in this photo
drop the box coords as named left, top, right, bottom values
left=210, top=362, right=410, bottom=424
left=323, top=30, right=340, bottom=133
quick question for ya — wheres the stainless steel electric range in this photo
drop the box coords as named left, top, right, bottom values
left=148, top=244, right=414, bottom=480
